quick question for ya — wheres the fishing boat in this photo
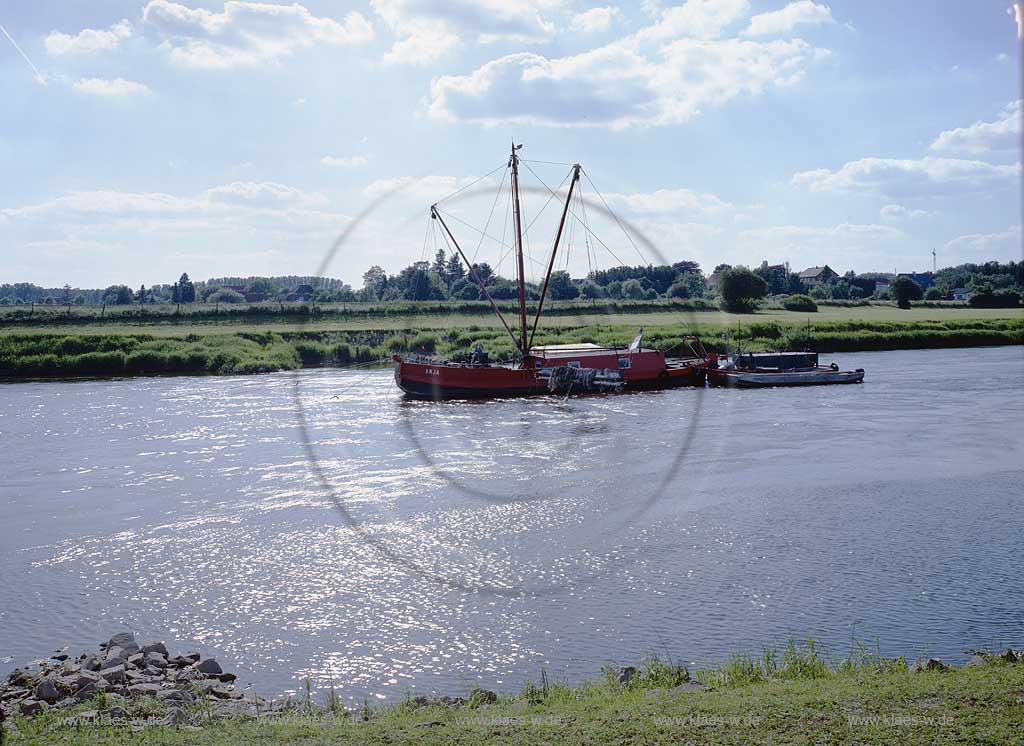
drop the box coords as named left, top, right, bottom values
left=706, top=351, right=865, bottom=388
left=393, top=144, right=711, bottom=400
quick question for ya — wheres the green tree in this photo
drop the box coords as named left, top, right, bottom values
left=208, top=288, right=245, bottom=304
left=137, top=284, right=147, bottom=304
left=362, top=265, right=388, bottom=300
left=719, top=266, right=769, bottom=313
left=546, top=271, right=579, bottom=300
left=445, top=252, right=466, bottom=285
left=244, top=277, right=279, bottom=300
left=891, top=275, right=923, bottom=309
left=175, top=273, right=196, bottom=303
left=620, top=279, right=646, bottom=300
left=431, top=248, right=448, bottom=279
left=924, top=287, right=943, bottom=300
left=103, top=285, right=133, bottom=305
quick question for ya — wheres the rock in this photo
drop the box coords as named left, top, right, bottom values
left=616, top=666, right=637, bottom=685
left=163, top=708, right=190, bottom=726
left=183, top=652, right=201, bottom=663
left=218, top=673, right=237, bottom=683
left=63, top=671, right=100, bottom=690
left=83, top=656, right=103, bottom=672
left=125, top=669, right=146, bottom=682
left=128, top=683, right=163, bottom=698
left=106, top=633, right=140, bottom=655
left=127, top=653, right=144, bottom=667
left=1000, top=649, right=1019, bottom=663
left=8, top=669, right=32, bottom=687
left=144, top=665, right=164, bottom=677
left=914, top=657, right=945, bottom=672
left=157, top=688, right=193, bottom=703
left=146, top=652, right=168, bottom=668
left=73, top=682, right=99, bottom=701
left=142, top=642, right=169, bottom=658
left=1, top=687, right=28, bottom=702
left=966, top=654, right=988, bottom=668
left=20, top=699, right=48, bottom=716
left=196, top=658, right=223, bottom=675
left=99, top=664, right=126, bottom=684
left=105, top=646, right=127, bottom=666
left=105, top=705, right=128, bottom=720
left=34, top=678, right=60, bottom=704
left=51, top=654, right=68, bottom=662
left=438, top=696, right=465, bottom=707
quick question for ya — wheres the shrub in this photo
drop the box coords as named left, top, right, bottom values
left=969, top=288, right=1021, bottom=308
left=891, top=276, right=924, bottom=309
left=783, top=294, right=817, bottom=312
left=924, top=287, right=944, bottom=301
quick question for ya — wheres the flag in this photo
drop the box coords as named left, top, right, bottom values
left=629, top=328, right=643, bottom=352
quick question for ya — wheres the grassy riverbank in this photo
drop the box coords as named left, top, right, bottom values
left=1, top=317, right=1022, bottom=378
left=5, top=646, right=1023, bottom=744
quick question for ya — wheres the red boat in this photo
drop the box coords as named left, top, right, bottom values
left=393, top=143, right=711, bottom=400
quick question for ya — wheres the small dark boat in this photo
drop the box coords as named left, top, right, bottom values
left=707, top=351, right=864, bottom=388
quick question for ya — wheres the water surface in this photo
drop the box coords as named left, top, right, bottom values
left=1, top=346, right=1021, bottom=700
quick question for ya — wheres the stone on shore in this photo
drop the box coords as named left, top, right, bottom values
left=20, top=699, right=48, bottom=716
left=106, top=633, right=140, bottom=655
left=1000, top=649, right=1019, bottom=663
left=34, top=678, right=60, bottom=704
left=98, top=664, right=126, bottom=684
left=966, top=654, right=988, bottom=667
left=616, top=666, right=637, bottom=684
left=196, top=658, right=223, bottom=675
left=142, top=642, right=169, bottom=657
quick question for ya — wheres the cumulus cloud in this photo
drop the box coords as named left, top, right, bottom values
left=321, top=154, right=370, bottom=168
left=428, top=35, right=827, bottom=128
left=72, top=78, right=151, bottom=97
left=142, top=0, right=374, bottom=69
left=792, top=156, right=1021, bottom=198
left=363, top=174, right=481, bottom=200
left=2, top=182, right=331, bottom=224
left=372, top=0, right=557, bottom=64
left=605, top=187, right=733, bottom=217
left=944, top=224, right=1021, bottom=258
left=741, top=1, right=834, bottom=37
left=930, top=101, right=1022, bottom=154
left=45, top=20, right=132, bottom=55
left=570, top=6, right=622, bottom=33
left=880, top=204, right=933, bottom=222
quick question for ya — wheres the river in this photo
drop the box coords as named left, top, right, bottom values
left=1, top=346, right=1021, bottom=701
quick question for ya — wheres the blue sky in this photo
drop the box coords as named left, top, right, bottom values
left=1, top=0, right=1021, bottom=288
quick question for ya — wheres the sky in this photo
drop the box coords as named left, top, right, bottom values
left=0, top=0, right=1021, bottom=289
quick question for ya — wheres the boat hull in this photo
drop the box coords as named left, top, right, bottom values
left=394, top=355, right=706, bottom=400
left=708, top=368, right=864, bottom=388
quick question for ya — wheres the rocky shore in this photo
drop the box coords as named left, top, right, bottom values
left=0, top=632, right=256, bottom=731
left=2, top=633, right=1022, bottom=739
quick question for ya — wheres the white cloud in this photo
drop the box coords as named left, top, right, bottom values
left=792, top=156, right=1021, bottom=198
left=738, top=222, right=906, bottom=269
left=943, top=224, right=1022, bottom=258
left=880, top=204, right=933, bottom=222
left=605, top=187, right=733, bottom=217
left=570, top=6, right=622, bottom=33
left=142, top=0, right=374, bottom=69
left=372, top=0, right=557, bottom=65
left=45, top=20, right=132, bottom=55
left=996, top=52, right=1009, bottom=62
left=741, top=1, right=834, bottom=37
left=321, top=154, right=370, bottom=168
left=72, top=78, right=151, bottom=97
left=930, top=101, right=1022, bottom=154
left=428, top=36, right=826, bottom=128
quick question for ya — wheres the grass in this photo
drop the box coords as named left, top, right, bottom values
left=2, top=317, right=1022, bottom=378
left=5, top=646, right=1023, bottom=744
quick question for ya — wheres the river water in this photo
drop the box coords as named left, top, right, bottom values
left=1, top=346, right=1022, bottom=701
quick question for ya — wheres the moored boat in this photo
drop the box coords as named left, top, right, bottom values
left=392, top=143, right=712, bottom=400
left=707, top=350, right=864, bottom=388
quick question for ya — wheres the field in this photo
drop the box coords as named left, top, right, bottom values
left=0, top=301, right=1020, bottom=378
left=5, top=647, right=1023, bottom=745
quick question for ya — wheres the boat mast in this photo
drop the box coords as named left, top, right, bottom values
left=510, top=141, right=529, bottom=358
left=529, top=163, right=580, bottom=349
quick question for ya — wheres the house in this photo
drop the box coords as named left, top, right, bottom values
left=896, top=272, right=934, bottom=290
left=951, top=287, right=971, bottom=301
left=285, top=284, right=315, bottom=302
left=758, top=261, right=790, bottom=294
left=798, top=265, right=838, bottom=287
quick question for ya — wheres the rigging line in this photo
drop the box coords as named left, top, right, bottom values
left=521, top=158, right=575, bottom=167
left=527, top=165, right=630, bottom=270
left=581, top=167, right=648, bottom=265
left=471, top=163, right=509, bottom=262
left=420, top=211, right=432, bottom=264
left=434, top=162, right=508, bottom=205
left=522, top=170, right=570, bottom=236
left=436, top=208, right=546, bottom=271
left=578, top=185, right=596, bottom=277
